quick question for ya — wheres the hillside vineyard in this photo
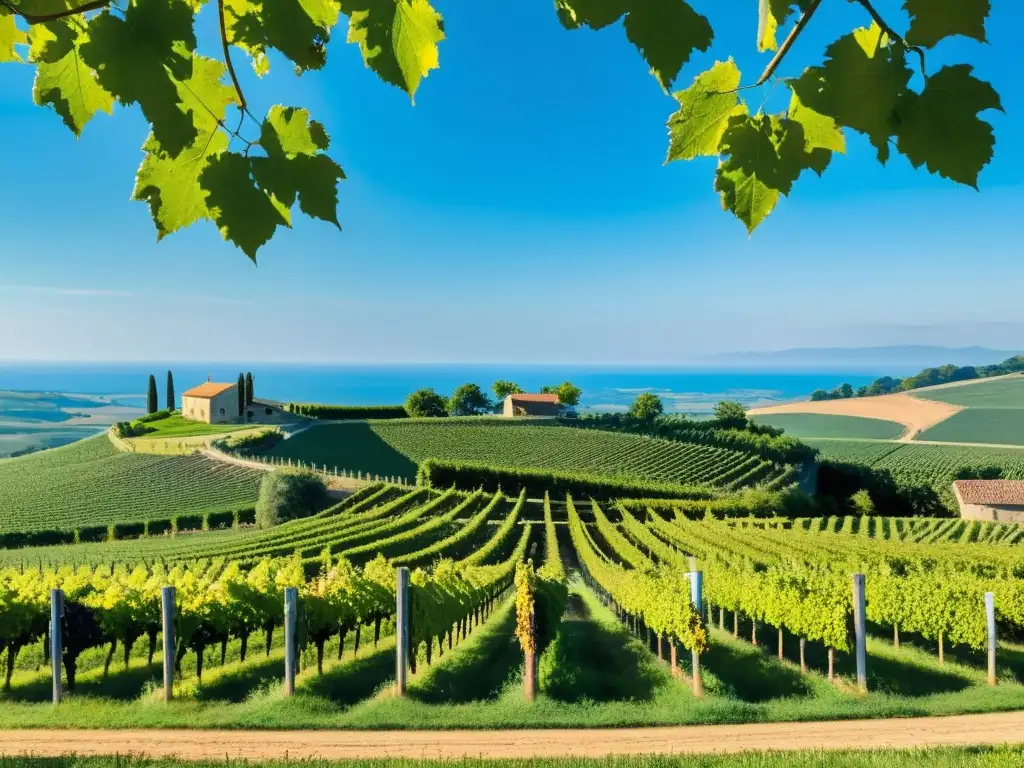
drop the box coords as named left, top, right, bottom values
left=3, top=484, right=1022, bottom=703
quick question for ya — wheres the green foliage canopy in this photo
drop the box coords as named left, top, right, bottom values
left=446, top=383, right=492, bottom=417
left=254, top=468, right=327, bottom=528
left=629, top=392, right=664, bottom=421
left=713, top=400, right=747, bottom=430
left=541, top=381, right=582, bottom=407
left=492, top=380, right=523, bottom=402
left=404, top=387, right=447, bottom=418
left=0, top=0, right=1002, bottom=257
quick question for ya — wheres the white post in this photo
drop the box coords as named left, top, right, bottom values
left=396, top=567, right=410, bottom=695
left=689, top=570, right=703, bottom=697
left=284, top=587, right=298, bottom=696
left=162, top=586, right=176, bottom=702
left=852, top=573, right=867, bottom=692
left=985, top=591, right=996, bottom=686
left=50, top=589, right=63, bottom=705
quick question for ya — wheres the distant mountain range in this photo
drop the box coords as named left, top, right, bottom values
left=704, top=346, right=1022, bottom=372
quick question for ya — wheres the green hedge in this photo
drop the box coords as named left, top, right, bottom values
left=207, top=509, right=235, bottom=529
left=237, top=507, right=256, bottom=526
left=0, top=530, right=75, bottom=549
left=147, top=519, right=173, bottom=537
left=77, top=525, right=108, bottom=543
left=619, top=487, right=823, bottom=520
left=285, top=403, right=408, bottom=420
left=416, top=459, right=717, bottom=501
left=112, top=521, right=146, bottom=539
left=175, top=514, right=204, bottom=533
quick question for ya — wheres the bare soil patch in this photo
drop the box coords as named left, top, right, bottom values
left=748, top=394, right=961, bottom=440
left=2, top=712, right=1023, bottom=759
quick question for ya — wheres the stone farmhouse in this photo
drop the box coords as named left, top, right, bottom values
left=181, top=382, right=239, bottom=424
left=953, top=480, right=1024, bottom=523
left=503, top=393, right=561, bottom=418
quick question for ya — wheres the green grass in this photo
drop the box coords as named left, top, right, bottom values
left=805, top=439, right=1024, bottom=512
left=0, top=435, right=262, bottom=533
left=4, top=573, right=1023, bottom=730
left=268, top=421, right=785, bottom=490
left=136, top=413, right=257, bottom=439
left=913, top=375, right=1024, bottom=408
left=751, top=415, right=905, bottom=440
left=917, top=409, right=1024, bottom=445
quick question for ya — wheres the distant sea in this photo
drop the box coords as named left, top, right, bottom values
left=0, top=363, right=885, bottom=414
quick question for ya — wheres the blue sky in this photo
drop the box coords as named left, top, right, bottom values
left=0, top=0, right=1021, bottom=364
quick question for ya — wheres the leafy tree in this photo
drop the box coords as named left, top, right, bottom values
left=166, top=370, right=175, bottom=411
left=237, top=373, right=245, bottom=417
left=542, top=382, right=582, bottom=407
left=146, top=375, right=158, bottom=415
left=255, top=469, right=327, bottom=529
left=405, top=388, right=448, bottom=418
left=492, top=380, right=524, bottom=402
left=245, top=372, right=254, bottom=406
left=0, top=1, right=1000, bottom=258
left=629, top=392, right=664, bottom=421
left=838, top=383, right=854, bottom=399
left=447, top=383, right=492, bottom=417
left=713, top=400, right=747, bottom=430
left=850, top=489, right=875, bottom=516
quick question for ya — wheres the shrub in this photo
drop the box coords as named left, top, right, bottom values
left=224, top=428, right=283, bottom=454
left=236, top=507, right=257, bottom=526
left=206, top=509, right=235, bottom=530
left=176, top=514, right=204, bottom=533
left=147, top=518, right=173, bottom=537
left=404, top=389, right=448, bottom=418
left=77, top=525, right=108, bottom=543
left=255, top=469, right=328, bottom=529
left=112, top=521, right=146, bottom=540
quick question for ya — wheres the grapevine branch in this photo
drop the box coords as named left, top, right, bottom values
left=0, top=0, right=109, bottom=23
left=721, top=0, right=823, bottom=93
left=216, top=0, right=258, bottom=127
left=851, top=0, right=927, bottom=75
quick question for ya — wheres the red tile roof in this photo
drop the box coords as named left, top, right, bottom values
left=182, top=382, right=236, bottom=399
left=508, top=393, right=560, bottom=404
left=954, top=480, right=1024, bottom=506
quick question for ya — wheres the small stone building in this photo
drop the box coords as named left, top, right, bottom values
left=952, top=480, right=1024, bottom=523
left=182, top=382, right=239, bottom=424
left=503, top=393, right=561, bottom=418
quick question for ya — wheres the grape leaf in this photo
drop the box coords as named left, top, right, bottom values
left=135, top=130, right=230, bottom=239
left=1, top=8, right=26, bottom=63
left=715, top=116, right=781, bottom=235
left=622, top=0, right=712, bottom=91
left=714, top=112, right=825, bottom=233
left=81, top=0, right=198, bottom=156
left=28, top=20, right=113, bottom=136
left=666, top=59, right=746, bottom=162
left=228, top=0, right=338, bottom=73
left=792, top=24, right=911, bottom=163
left=555, top=0, right=711, bottom=89
left=904, top=0, right=989, bottom=48
left=341, top=0, right=444, bottom=100
left=757, top=0, right=815, bottom=52
left=895, top=65, right=1002, bottom=188
left=787, top=71, right=845, bottom=175
left=201, top=152, right=290, bottom=261
left=132, top=56, right=239, bottom=237
left=250, top=106, right=344, bottom=228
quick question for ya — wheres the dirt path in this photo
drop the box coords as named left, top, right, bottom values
left=2, top=713, right=1022, bottom=759
left=748, top=393, right=962, bottom=441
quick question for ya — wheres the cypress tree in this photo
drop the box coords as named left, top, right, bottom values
left=166, top=371, right=175, bottom=411
left=245, top=372, right=254, bottom=406
left=237, top=373, right=245, bottom=417
left=147, top=375, right=158, bottom=414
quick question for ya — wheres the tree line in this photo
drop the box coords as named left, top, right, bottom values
left=404, top=380, right=583, bottom=418
left=810, top=354, right=1024, bottom=402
